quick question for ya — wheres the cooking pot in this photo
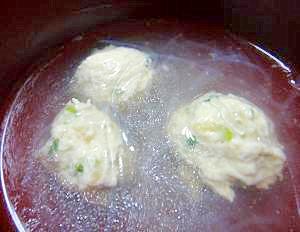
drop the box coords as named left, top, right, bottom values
left=0, top=1, right=299, bottom=231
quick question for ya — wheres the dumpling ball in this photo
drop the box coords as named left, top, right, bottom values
left=40, top=98, right=131, bottom=190
left=167, top=92, right=286, bottom=201
left=72, top=45, right=153, bottom=105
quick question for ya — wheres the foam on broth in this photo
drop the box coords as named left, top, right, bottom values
left=2, top=21, right=300, bottom=231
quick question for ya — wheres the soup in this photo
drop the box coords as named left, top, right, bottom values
left=1, top=20, right=299, bottom=231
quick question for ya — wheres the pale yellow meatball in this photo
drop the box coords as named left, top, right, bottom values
left=73, top=46, right=153, bottom=105
left=41, top=98, right=130, bottom=190
left=167, top=92, right=286, bottom=201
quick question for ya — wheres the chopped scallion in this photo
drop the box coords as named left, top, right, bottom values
left=193, top=122, right=234, bottom=142
left=186, top=135, right=198, bottom=147
left=75, top=163, right=84, bottom=173
left=203, top=94, right=218, bottom=102
left=223, top=128, right=233, bottom=142
left=66, top=105, right=77, bottom=114
left=49, top=138, right=59, bottom=155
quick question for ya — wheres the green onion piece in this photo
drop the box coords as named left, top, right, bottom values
left=75, top=163, right=84, bottom=173
left=186, top=135, right=198, bottom=147
left=223, top=128, right=233, bottom=142
left=203, top=94, right=218, bottom=102
left=66, top=105, right=77, bottom=114
left=193, top=123, right=234, bottom=142
left=49, top=138, right=59, bottom=155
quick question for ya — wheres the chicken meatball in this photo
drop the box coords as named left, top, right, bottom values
left=40, top=98, right=131, bottom=190
left=167, top=92, right=286, bottom=201
left=73, top=45, right=153, bottom=105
